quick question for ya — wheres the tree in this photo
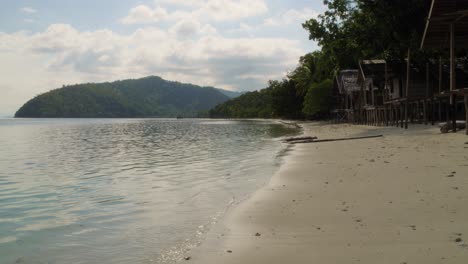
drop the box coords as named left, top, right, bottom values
left=302, top=79, right=333, bottom=118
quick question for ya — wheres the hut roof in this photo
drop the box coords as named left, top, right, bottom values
left=358, top=60, right=388, bottom=83
left=421, top=0, right=468, bottom=48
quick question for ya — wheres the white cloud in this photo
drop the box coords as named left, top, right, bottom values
left=121, top=0, right=268, bottom=24
left=0, top=23, right=305, bottom=114
left=121, top=5, right=168, bottom=24
left=169, top=18, right=217, bottom=38
left=263, top=8, right=319, bottom=27
left=21, top=7, right=37, bottom=13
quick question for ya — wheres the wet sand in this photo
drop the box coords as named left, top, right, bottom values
left=188, top=123, right=468, bottom=264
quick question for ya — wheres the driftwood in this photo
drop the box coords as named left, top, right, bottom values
left=439, top=121, right=466, bottom=133
left=291, top=134, right=383, bottom=144
left=282, top=136, right=318, bottom=142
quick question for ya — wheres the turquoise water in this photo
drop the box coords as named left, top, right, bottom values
left=0, top=119, right=297, bottom=264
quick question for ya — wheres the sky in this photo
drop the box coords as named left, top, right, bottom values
left=0, top=0, right=325, bottom=116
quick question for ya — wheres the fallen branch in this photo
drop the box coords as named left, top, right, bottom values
left=291, top=134, right=383, bottom=144
left=282, top=136, right=317, bottom=142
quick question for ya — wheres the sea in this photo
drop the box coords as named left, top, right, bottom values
left=0, top=118, right=299, bottom=264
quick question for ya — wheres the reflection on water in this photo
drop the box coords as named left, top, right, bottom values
left=0, top=119, right=297, bottom=264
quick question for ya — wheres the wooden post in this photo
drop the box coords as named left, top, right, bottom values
left=401, top=104, right=405, bottom=128
left=465, top=94, right=468, bottom=135
left=385, top=61, right=389, bottom=102
left=438, top=99, right=442, bottom=122
left=425, top=62, right=429, bottom=125
left=431, top=97, right=435, bottom=125
left=439, top=57, right=442, bottom=93
left=450, top=23, right=457, bottom=132
left=405, top=48, right=410, bottom=129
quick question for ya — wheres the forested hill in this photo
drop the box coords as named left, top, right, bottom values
left=15, top=76, right=235, bottom=118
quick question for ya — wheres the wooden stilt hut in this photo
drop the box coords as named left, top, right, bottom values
left=420, top=0, right=468, bottom=134
left=334, top=70, right=361, bottom=122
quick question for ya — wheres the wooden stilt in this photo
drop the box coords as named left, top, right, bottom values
left=401, top=104, right=405, bottom=128
left=450, top=23, right=456, bottom=132
left=438, top=99, right=442, bottom=122
left=446, top=100, right=450, bottom=122
left=431, top=98, right=435, bottom=125
left=452, top=95, right=457, bottom=132
left=465, top=94, right=468, bottom=135
left=423, top=100, right=428, bottom=125
left=405, top=48, right=410, bottom=129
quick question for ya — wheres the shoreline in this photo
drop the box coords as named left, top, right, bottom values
left=187, top=123, right=468, bottom=264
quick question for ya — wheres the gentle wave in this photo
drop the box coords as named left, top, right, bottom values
left=0, top=119, right=298, bottom=264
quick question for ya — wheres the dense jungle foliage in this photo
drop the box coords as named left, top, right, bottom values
left=15, top=76, right=237, bottom=118
left=209, top=0, right=430, bottom=119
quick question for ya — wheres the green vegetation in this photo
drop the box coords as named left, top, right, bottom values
left=210, top=0, right=430, bottom=120
left=15, top=76, right=233, bottom=118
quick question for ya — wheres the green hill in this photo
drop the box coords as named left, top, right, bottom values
left=15, top=76, right=233, bottom=118
left=209, top=88, right=274, bottom=118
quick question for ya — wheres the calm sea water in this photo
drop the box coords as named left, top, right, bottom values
left=0, top=118, right=298, bottom=264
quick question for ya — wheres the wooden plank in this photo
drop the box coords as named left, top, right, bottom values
left=291, top=135, right=383, bottom=144
left=283, top=136, right=318, bottom=143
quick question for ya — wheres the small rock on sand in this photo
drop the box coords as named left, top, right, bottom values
left=227, top=250, right=233, bottom=253
left=255, top=232, right=261, bottom=237
left=184, top=257, right=191, bottom=261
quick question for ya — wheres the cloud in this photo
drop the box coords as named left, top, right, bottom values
left=121, top=0, right=268, bottom=24
left=0, top=23, right=305, bottom=113
left=263, top=8, right=319, bottom=27
left=169, top=18, right=217, bottom=38
left=21, top=7, right=37, bottom=13
left=121, top=5, right=168, bottom=24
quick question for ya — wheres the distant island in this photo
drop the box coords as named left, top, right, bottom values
left=15, top=76, right=242, bottom=118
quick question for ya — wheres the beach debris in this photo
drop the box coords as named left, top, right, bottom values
left=184, top=256, right=191, bottom=261
left=255, top=232, right=261, bottom=237
left=409, top=225, right=417, bottom=231
left=227, top=250, right=233, bottom=253
left=291, top=134, right=383, bottom=144
left=439, top=121, right=466, bottom=133
left=282, top=136, right=317, bottom=143
left=455, top=238, right=463, bottom=243
left=447, top=174, right=455, bottom=178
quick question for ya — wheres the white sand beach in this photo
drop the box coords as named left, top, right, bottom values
left=188, top=123, right=468, bottom=264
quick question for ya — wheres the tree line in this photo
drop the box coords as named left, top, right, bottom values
left=210, top=0, right=431, bottom=119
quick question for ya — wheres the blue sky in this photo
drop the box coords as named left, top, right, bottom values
left=0, top=0, right=325, bottom=116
